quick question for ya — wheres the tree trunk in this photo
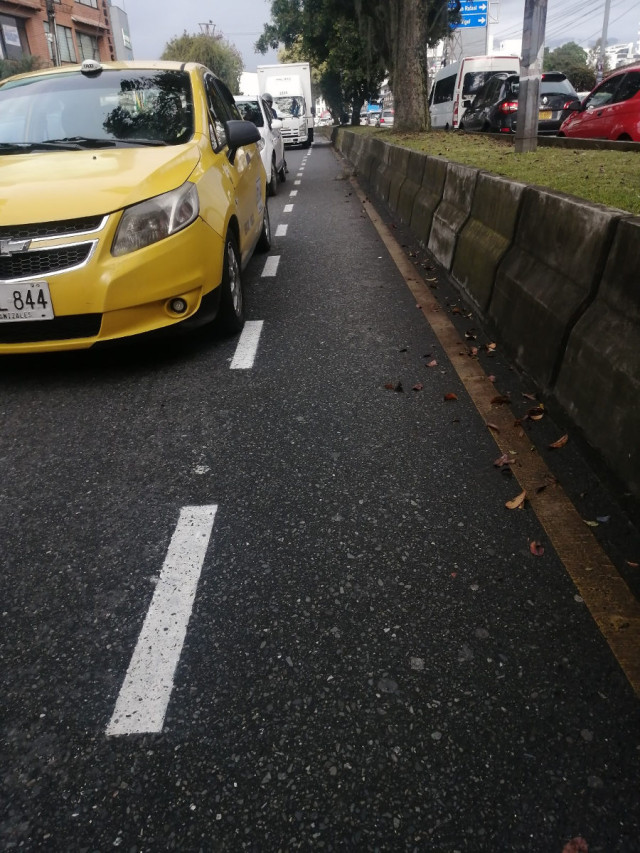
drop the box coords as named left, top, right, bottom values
left=390, top=0, right=430, bottom=133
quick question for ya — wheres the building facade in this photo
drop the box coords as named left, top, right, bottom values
left=0, top=0, right=132, bottom=71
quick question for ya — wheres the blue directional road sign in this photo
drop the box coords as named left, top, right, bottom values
left=449, top=0, right=488, bottom=28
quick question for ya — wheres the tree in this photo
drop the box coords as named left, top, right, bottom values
left=256, top=0, right=385, bottom=125
left=544, top=41, right=596, bottom=92
left=161, top=32, right=243, bottom=93
left=354, top=0, right=459, bottom=132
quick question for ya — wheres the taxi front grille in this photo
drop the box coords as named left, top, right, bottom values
left=0, top=216, right=105, bottom=241
left=0, top=314, right=102, bottom=343
left=0, top=244, right=93, bottom=280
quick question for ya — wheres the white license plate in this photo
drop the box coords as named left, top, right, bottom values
left=0, top=281, right=54, bottom=322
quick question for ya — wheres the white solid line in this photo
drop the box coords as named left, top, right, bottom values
left=283, top=204, right=294, bottom=213
left=275, top=224, right=288, bottom=237
left=289, top=190, right=298, bottom=197
left=106, top=505, right=217, bottom=736
left=261, top=255, right=281, bottom=277
left=230, top=320, right=264, bottom=369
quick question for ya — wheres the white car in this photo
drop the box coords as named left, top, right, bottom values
left=235, top=96, right=287, bottom=196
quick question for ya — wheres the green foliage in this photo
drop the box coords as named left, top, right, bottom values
left=354, top=0, right=456, bottom=132
left=257, top=0, right=385, bottom=124
left=161, top=32, right=243, bottom=93
left=544, top=42, right=596, bottom=91
left=0, top=55, right=43, bottom=80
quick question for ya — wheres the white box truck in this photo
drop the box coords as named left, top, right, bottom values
left=257, top=62, right=314, bottom=147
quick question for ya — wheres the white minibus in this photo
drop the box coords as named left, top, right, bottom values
left=429, top=55, right=520, bottom=129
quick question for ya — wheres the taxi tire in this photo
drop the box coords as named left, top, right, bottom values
left=256, top=203, right=272, bottom=253
left=216, top=230, right=245, bottom=335
left=278, top=159, right=287, bottom=182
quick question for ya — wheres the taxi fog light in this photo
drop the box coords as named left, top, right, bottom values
left=112, top=182, right=199, bottom=256
left=169, top=297, right=188, bottom=314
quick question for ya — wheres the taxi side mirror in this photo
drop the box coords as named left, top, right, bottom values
left=225, top=119, right=260, bottom=163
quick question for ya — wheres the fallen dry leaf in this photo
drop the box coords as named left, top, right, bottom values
left=562, top=837, right=588, bottom=853
left=469, top=346, right=479, bottom=357
left=522, top=392, right=538, bottom=401
left=529, top=540, right=545, bottom=557
left=549, top=434, right=569, bottom=449
left=443, top=393, right=458, bottom=401
left=412, top=383, right=423, bottom=392
left=488, top=375, right=496, bottom=383
left=626, top=560, right=639, bottom=568
left=526, top=406, right=545, bottom=421
left=486, top=342, right=497, bottom=352
left=487, top=422, right=501, bottom=433
left=464, top=330, right=477, bottom=340
left=426, top=359, right=438, bottom=368
left=584, top=519, right=599, bottom=527
left=506, top=490, right=527, bottom=510
left=491, top=394, right=511, bottom=406
left=494, top=453, right=516, bottom=468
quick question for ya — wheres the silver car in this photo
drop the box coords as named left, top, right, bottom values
left=236, top=96, right=287, bottom=196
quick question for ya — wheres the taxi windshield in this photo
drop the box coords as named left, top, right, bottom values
left=0, top=68, right=194, bottom=148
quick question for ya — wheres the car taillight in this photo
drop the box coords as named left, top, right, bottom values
left=500, top=101, right=519, bottom=114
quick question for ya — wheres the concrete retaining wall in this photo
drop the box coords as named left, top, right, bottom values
left=332, top=127, right=639, bottom=498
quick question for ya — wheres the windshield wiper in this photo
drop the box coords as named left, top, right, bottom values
left=0, top=139, right=115, bottom=152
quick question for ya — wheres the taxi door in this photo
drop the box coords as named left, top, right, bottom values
left=203, top=73, right=265, bottom=265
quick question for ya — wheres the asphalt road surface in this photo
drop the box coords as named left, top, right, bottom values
left=1, top=136, right=639, bottom=852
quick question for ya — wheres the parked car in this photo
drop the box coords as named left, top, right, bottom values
left=236, top=95, right=287, bottom=195
left=460, top=71, right=580, bottom=134
left=559, top=65, right=640, bottom=141
left=0, top=59, right=270, bottom=354
left=429, top=54, right=520, bottom=129
left=368, top=109, right=382, bottom=126
left=379, top=108, right=395, bottom=128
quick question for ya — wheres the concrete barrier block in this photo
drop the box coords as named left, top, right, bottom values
left=350, top=133, right=367, bottom=175
left=489, top=187, right=623, bottom=390
left=410, top=156, right=448, bottom=248
left=397, top=151, right=427, bottom=226
left=387, top=146, right=411, bottom=212
left=554, top=216, right=640, bottom=497
left=371, top=141, right=392, bottom=201
left=427, top=162, right=479, bottom=270
left=451, top=172, right=527, bottom=314
left=359, top=137, right=386, bottom=185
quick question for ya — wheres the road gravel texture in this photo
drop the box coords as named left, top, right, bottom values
left=0, top=138, right=638, bottom=851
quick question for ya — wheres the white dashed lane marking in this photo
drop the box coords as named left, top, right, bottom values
left=289, top=190, right=298, bottom=197
left=275, top=224, right=288, bottom=237
left=294, top=180, right=301, bottom=186
left=283, top=204, right=294, bottom=213
left=231, top=320, right=264, bottom=369
left=261, top=255, right=281, bottom=277
left=106, top=505, right=218, bottom=736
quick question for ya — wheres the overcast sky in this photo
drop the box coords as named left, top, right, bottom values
left=121, top=0, right=640, bottom=70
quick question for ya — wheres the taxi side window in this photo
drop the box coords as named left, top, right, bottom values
left=204, top=75, right=229, bottom=151
left=215, top=78, right=242, bottom=120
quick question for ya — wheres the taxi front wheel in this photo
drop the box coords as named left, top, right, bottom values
left=215, top=230, right=245, bottom=335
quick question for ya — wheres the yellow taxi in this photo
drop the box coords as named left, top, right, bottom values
left=0, top=60, right=270, bottom=353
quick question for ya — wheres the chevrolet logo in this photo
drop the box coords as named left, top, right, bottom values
left=0, top=238, right=31, bottom=256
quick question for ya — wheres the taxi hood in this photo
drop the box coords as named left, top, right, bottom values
left=0, top=143, right=202, bottom=225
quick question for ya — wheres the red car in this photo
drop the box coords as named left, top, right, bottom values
left=559, top=65, right=640, bottom=141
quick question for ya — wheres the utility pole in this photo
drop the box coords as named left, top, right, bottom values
left=596, top=0, right=611, bottom=84
left=514, top=0, right=548, bottom=154
left=46, top=0, right=60, bottom=66
left=199, top=21, right=217, bottom=37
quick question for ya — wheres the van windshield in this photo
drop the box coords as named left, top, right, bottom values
left=274, top=96, right=304, bottom=117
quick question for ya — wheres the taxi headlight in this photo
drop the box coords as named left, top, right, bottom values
left=112, top=182, right=199, bottom=256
